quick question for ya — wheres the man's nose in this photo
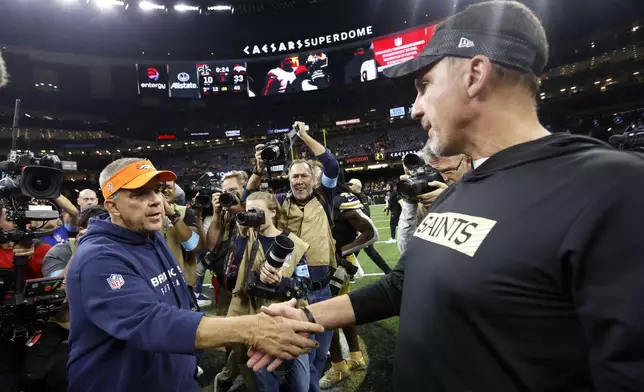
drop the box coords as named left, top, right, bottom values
left=411, top=97, right=423, bottom=120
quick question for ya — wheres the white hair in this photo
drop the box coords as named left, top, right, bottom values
left=99, top=158, right=141, bottom=199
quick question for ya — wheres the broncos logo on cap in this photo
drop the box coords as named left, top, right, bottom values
left=137, top=164, right=155, bottom=170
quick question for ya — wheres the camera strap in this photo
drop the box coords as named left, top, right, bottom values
left=242, top=238, right=261, bottom=292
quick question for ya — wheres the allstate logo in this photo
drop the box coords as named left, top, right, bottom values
left=177, top=72, right=190, bottom=82
left=147, top=68, right=160, bottom=81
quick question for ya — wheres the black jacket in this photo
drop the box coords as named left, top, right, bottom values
left=350, top=133, right=644, bottom=391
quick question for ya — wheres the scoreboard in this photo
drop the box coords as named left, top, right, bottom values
left=197, top=62, right=248, bottom=96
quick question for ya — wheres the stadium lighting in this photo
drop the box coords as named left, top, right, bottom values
left=175, top=4, right=200, bottom=12
left=139, top=1, right=165, bottom=11
left=634, top=71, right=640, bottom=75
left=208, top=5, right=233, bottom=11
left=93, top=0, right=125, bottom=10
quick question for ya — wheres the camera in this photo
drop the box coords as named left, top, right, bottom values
left=329, top=257, right=360, bottom=297
left=247, top=234, right=303, bottom=300
left=190, top=172, right=221, bottom=208
left=219, top=192, right=240, bottom=208
left=235, top=208, right=265, bottom=227
left=397, top=153, right=445, bottom=203
left=0, top=153, right=64, bottom=201
left=261, top=137, right=290, bottom=162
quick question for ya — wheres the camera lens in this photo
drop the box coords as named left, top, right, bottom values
left=261, top=145, right=281, bottom=162
left=235, top=209, right=266, bottom=227
left=265, top=234, right=295, bottom=268
left=397, top=177, right=431, bottom=202
left=219, top=192, right=238, bottom=208
left=403, top=153, right=424, bottom=171
left=21, top=166, right=63, bottom=199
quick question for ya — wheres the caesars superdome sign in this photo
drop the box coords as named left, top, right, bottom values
left=243, top=26, right=375, bottom=56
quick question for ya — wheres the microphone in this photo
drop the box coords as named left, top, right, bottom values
left=0, top=160, right=17, bottom=173
left=608, top=134, right=624, bottom=146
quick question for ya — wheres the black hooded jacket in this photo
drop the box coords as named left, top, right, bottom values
left=349, top=133, right=644, bottom=391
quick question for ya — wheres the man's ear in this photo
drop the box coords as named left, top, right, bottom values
left=466, top=55, right=494, bottom=99
left=104, top=199, right=120, bottom=218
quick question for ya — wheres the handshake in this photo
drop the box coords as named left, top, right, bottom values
left=245, top=299, right=316, bottom=372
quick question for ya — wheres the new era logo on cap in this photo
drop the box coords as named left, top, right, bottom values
left=458, top=37, right=475, bottom=48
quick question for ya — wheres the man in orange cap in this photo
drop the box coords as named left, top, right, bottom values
left=65, top=158, right=323, bottom=392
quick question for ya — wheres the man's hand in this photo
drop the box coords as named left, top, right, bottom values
left=294, top=121, right=310, bottom=138
left=247, top=299, right=308, bottom=371
left=163, top=199, right=175, bottom=217
left=260, top=264, right=283, bottom=286
left=255, top=144, right=266, bottom=172
left=212, top=192, right=222, bottom=215
left=247, top=310, right=322, bottom=365
left=417, top=181, right=448, bottom=208
left=14, top=242, right=35, bottom=258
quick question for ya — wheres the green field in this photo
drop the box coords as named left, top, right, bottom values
left=199, top=207, right=401, bottom=392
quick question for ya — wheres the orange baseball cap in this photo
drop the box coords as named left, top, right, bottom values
left=102, top=160, right=176, bottom=200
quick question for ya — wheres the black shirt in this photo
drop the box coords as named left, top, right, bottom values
left=388, top=190, right=402, bottom=216
left=332, top=192, right=363, bottom=255
left=349, top=134, right=644, bottom=391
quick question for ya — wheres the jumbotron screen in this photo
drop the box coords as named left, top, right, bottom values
left=197, top=62, right=248, bottom=96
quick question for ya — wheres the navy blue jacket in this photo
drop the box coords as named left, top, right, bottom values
left=66, top=215, right=204, bottom=392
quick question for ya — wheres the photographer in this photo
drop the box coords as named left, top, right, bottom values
left=248, top=2, right=644, bottom=391
left=397, top=152, right=471, bottom=254
left=41, top=205, right=106, bottom=278
left=245, top=121, right=339, bottom=387
left=228, top=191, right=313, bottom=391
left=65, top=158, right=322, bottom=392
left=382, top=184, right=401, bottom=243
left=160, top=180, right=202, bottom=291
left=39, top=194, right=80, bottom=246
left=193, top=171, right=247, bottom=310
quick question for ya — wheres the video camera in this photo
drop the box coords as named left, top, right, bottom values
left=247, top=234, right=301, bottom=300
left=259, top=124, right=302, bottom=164
left=0, top=151, right=68, bottom=341
left=190, top=172, right=221, bottom=208
left=608, top=128, right=644, bottom=151
left=397, top=153, right=445, bottom=203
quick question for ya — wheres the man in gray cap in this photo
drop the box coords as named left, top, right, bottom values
left=248, top=2, right=644, bottom=391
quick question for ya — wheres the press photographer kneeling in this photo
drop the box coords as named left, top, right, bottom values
left=228, top=192, right=313, bottom=391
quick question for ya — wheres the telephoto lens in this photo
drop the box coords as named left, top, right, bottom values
left=219, top=192, right=239, bottom=208
left=260, top=144, right=281, bottom=162
left=402, top=153, right=425, bottom=171
left=265, top=234, right=295, bottom=269
left=235, top=208, right=266, bottom=227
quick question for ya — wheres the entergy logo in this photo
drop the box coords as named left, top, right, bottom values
left=147, top=68, right=160, bottom=81
left=177, top=72, right=191, bottom=82
left=458, top=37, right=475, bottom=49
left=394, top=37, right=403, bottom=47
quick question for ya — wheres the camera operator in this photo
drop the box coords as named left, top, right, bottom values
left=245, top=121, right=339, bottom=388
left=397, top=151, right=471, bottom=254
left=249, top=2, right=644, bottom=391
left=160, top=180, right=202, bottom=291
left=65, top=158, right=322, bottom=392
left=0, top=207, right=54, bottom=392
left=41, top=205, right=106, bottom=278
left=227, top=191, right=313, bottom=391
left=76, top=189, right=99, bottom=212
left=39, top=194, right=80, bottom=246
left=347, top=179, right=391, bottom=274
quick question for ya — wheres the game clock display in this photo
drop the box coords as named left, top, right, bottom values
left=197, top=62, right=248, bottom=96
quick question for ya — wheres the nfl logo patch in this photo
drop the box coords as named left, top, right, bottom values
left=107, top=274, right=125, bottom=290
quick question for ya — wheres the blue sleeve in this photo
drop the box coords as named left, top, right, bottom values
left=317, top=148, right=339, bottom=182
left=78, top=255, right=204, bottom=354
left=276, top=193, right=287, bottom=206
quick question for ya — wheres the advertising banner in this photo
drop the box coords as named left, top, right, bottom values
left=136, top=64, right=168, bottom=97
left=345, top=156, right=370, bottom=164
left=168, top=64, right=200, bottom=99
left=373, top=25, right=436, bottom=70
